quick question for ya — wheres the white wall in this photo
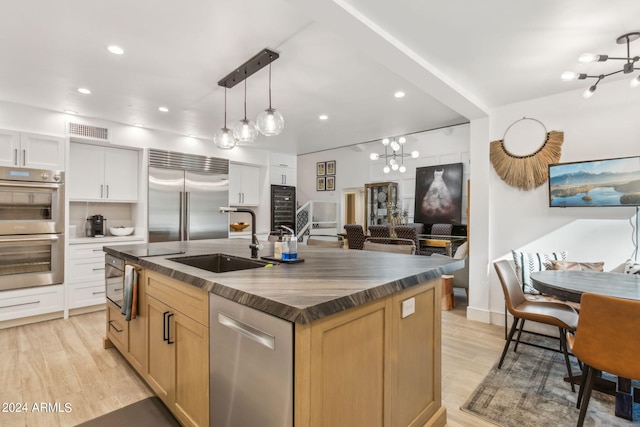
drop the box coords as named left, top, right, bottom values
left=466, top=77, right=640, bottom=325
left=297, top=123, right=471, bottom=230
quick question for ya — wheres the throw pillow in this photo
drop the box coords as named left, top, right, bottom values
left=624, top=260, right=640, bottom=275
left=550, top=260, right=604, bottom=272
left=511, top=250, right=567, bottom=294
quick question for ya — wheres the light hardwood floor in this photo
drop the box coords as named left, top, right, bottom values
left=0, top=290, right=502, bottom=427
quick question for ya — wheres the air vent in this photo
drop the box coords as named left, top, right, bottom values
left=68, top=123, right=110, bottom=141
left=149, top=149, right=229, bottom=174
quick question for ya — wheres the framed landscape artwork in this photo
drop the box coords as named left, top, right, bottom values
left=317, top=162, right=326, bottom=176
left=549, top=155, right=640, bottom=207
left=326, top=160, right=336, bottom=175
left=317, top=176, right=326, bottom=191
left=414, top=163, right=463, bottom=224
left=326, top=175, right=335, bottom=191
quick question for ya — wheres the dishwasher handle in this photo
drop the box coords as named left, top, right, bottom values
left=217, top=312, right=275, bottom=350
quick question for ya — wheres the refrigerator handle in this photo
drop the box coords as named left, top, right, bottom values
left=185, top=192, right=190, bottom=241
left=179, top=191, right=184, bottom=241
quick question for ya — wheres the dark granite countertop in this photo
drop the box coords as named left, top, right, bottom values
left=103, top=239, right=463, bottom=324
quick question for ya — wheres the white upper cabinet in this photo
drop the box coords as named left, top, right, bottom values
left=69, top=142, right=139, bottom=202
left=229, top=163, right=260, bottom=206
left=0, top=129, right=65, bottom=170
left=269, top=153, right=297, bottom=186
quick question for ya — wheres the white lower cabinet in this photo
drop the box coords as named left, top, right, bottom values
left=67, top=237, right=143, bottom=310
left=0, top=285, right=64, bottom=322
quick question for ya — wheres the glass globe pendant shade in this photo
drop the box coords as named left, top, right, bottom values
left=214, top=127, right=237, bottom=149
left=383, top=165, right=390, bottom=174
left=399, top=165, right=406, bottom=173
left=370, top=153, right=379, bottom=160
left=233, top=118, right=258, bottom=143
left=257, top=108, right=284, bottom=136
left=391, top=163, right=399, bottom=171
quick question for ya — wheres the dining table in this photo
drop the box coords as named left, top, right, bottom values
left=530, top=270, right=640, bottom=421
left=418, top=234, right=467, bottom=256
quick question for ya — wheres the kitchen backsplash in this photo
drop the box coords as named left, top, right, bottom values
left=68, top=202, right=135, bottom=237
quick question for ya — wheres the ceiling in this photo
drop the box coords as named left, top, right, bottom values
left=1, top=0, right=639, bottom=154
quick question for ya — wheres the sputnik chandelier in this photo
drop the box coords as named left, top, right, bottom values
left=214, top=49, right=285, bottom=149
left=561, top=32, right=640, bottom=98
left=370, top=137, right=418, bottom=174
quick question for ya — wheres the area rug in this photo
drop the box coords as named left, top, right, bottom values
left=461, top=340, right=639, bottom=427
left=75, top=396, right=180, bottom=427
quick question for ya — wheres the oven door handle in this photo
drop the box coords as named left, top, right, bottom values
left=0, top=234, right=60, bottom=244
left=0, top=181, right=63, bottom=189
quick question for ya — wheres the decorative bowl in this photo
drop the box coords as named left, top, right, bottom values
left=109, top=226, right=135, bottom=236
left=230, top=222, right=250, bottom=232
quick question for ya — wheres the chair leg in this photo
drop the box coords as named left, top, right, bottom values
left=558, top=328, right=575, bottom=392
left=499, top=316, right=520, bottom=368
left=576, top=364, right=590, bottom=409
left=577, top=364, right=596, bottom=427
left=514, top=318, right=526, bottom=352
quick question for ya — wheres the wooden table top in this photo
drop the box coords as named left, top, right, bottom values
left=530, top=270, right=640, bottom=303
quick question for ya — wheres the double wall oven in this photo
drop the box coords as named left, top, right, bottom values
left=0, top=166, right=65, bottom=291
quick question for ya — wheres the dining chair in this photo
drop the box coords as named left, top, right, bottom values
left=367, top=224, right=391, bottom=238
left=493, top=260, right=578, bottom=391
left=567, top=293, right=640, bottom=427
left=422, top=223, right=453, bottom=255
left=344, top=224, right=366, bottom=250
left=306, top=235, right=344, bottom=248
left=394, top=224, right=427, bottom=255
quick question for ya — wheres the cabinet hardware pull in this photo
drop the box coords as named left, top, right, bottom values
left=92, top=267, right=106, bottom=271
left=106, top=185, right=109, bottom=198
left=167, top=313, right=175, bottom=344
left=218, top=312, right=275, bottom=350
left=109, top=320, right=123, bottom=333
left=14, top=149, right=18, bottom=166
left=163, top=310, right=170, bottom=342
left=92, top=291, right=106, bottom=295
left=22, top=149, right=26, bottom=166
left=114, top=287, right=122, bottom=292
left=0, top=300, right=40, bottom=309
left=100, top=185, right=104, bottom=198
left=92, top=249, right=103, bottom=252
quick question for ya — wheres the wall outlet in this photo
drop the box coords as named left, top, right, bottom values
left=401, top=297, right=415, bottom=319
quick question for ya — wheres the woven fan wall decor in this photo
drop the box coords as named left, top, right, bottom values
left=490, top=117, right=563, bottom=191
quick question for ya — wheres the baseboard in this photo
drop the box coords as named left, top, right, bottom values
left=69, top=304, right=105, bottom=317
left=0, top=311, right=64, bottom=330
left=466, top=305, right=492, bottom=323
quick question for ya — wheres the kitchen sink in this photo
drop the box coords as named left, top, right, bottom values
left=168, top=253, right=272, bottom=273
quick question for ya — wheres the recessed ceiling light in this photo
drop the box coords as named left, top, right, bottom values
left=158, top=106, right=169, bottom=113
left=64, top=110, right=77, bottom=115
left=394, top=91, right=405, bottom=98
left=107, top=45, right=124, bottom=55
left=188, top=134, right=197, bottom=138
left=78, top=88, right=91, bottom=95
left=133, top=123, right=143, bottom=127
left=319, top=114, right=328, bottom=120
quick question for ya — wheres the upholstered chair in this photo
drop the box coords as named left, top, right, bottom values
left=394, top=225, right=426, bottom=255
left=431, top=241, right=469, bottom=301
left=422, top=223, right=453, bottom=255
left=367, top=224, right=391, bottom=238
left=568, top=293, right=640, bottom=427
left=494, top=260, right=578, bottom=391
left=344, top=224, right=366, bottom=250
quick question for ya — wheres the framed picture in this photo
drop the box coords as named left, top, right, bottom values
left=326, top=175, right=335, bottom=191
left=317, top=162, right=326, bottom=176
left=414, top=162, right=463, bottom=224
left=326, top=160, right=336, bottom=175
left=317, top=176, right=326, bottom=191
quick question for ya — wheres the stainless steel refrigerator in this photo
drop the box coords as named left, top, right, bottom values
left=148, top=150, right=229, bottom=243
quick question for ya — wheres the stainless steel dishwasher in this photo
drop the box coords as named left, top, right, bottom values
left=210, top=293, right=293, bottom=427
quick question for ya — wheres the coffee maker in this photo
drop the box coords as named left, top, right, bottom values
left=86, top=215, right=106, bottom=237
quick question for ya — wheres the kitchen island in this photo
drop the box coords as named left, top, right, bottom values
left=103, top=239, right=462, bottom=427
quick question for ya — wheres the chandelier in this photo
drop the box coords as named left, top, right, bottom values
left=561, top=32, right=640, bottom=98
left=370, top=137, right=419, bottom=174
left=215, top=49, right=284, bottom=149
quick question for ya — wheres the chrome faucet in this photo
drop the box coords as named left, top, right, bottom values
left=219, top=207, right=262, bottom=258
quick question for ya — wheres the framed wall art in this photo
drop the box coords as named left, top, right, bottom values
left=317, top=162, right=326, bottom=176
left=414, top=162, right=463, bottom=224
left=326, top=160, right=336, bottom=175
left=317, top=176, right=326, bottom=191
left=326, top=175, right=335, bottom=191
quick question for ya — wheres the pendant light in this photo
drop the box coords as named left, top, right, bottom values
left=214, top=87, right=237, bottom=149
left=257, top=60, right=285, bottom=136
left=232, top=73, right=258, bottom=143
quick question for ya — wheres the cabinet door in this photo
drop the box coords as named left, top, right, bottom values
left=104, top=147, right=139, bottom=201
left=20, top=133, right=65, bottom=170
left=0, top=129, right=21, bottom=167
left=172, top=311, right=209, bottom=427
left=146, top=295, right=174, bottom=403
left=229, top=163, right=260, bottom=206
left=269, top=165, right=297, bottom=186
left=68, top=143, right=105, bottom=200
